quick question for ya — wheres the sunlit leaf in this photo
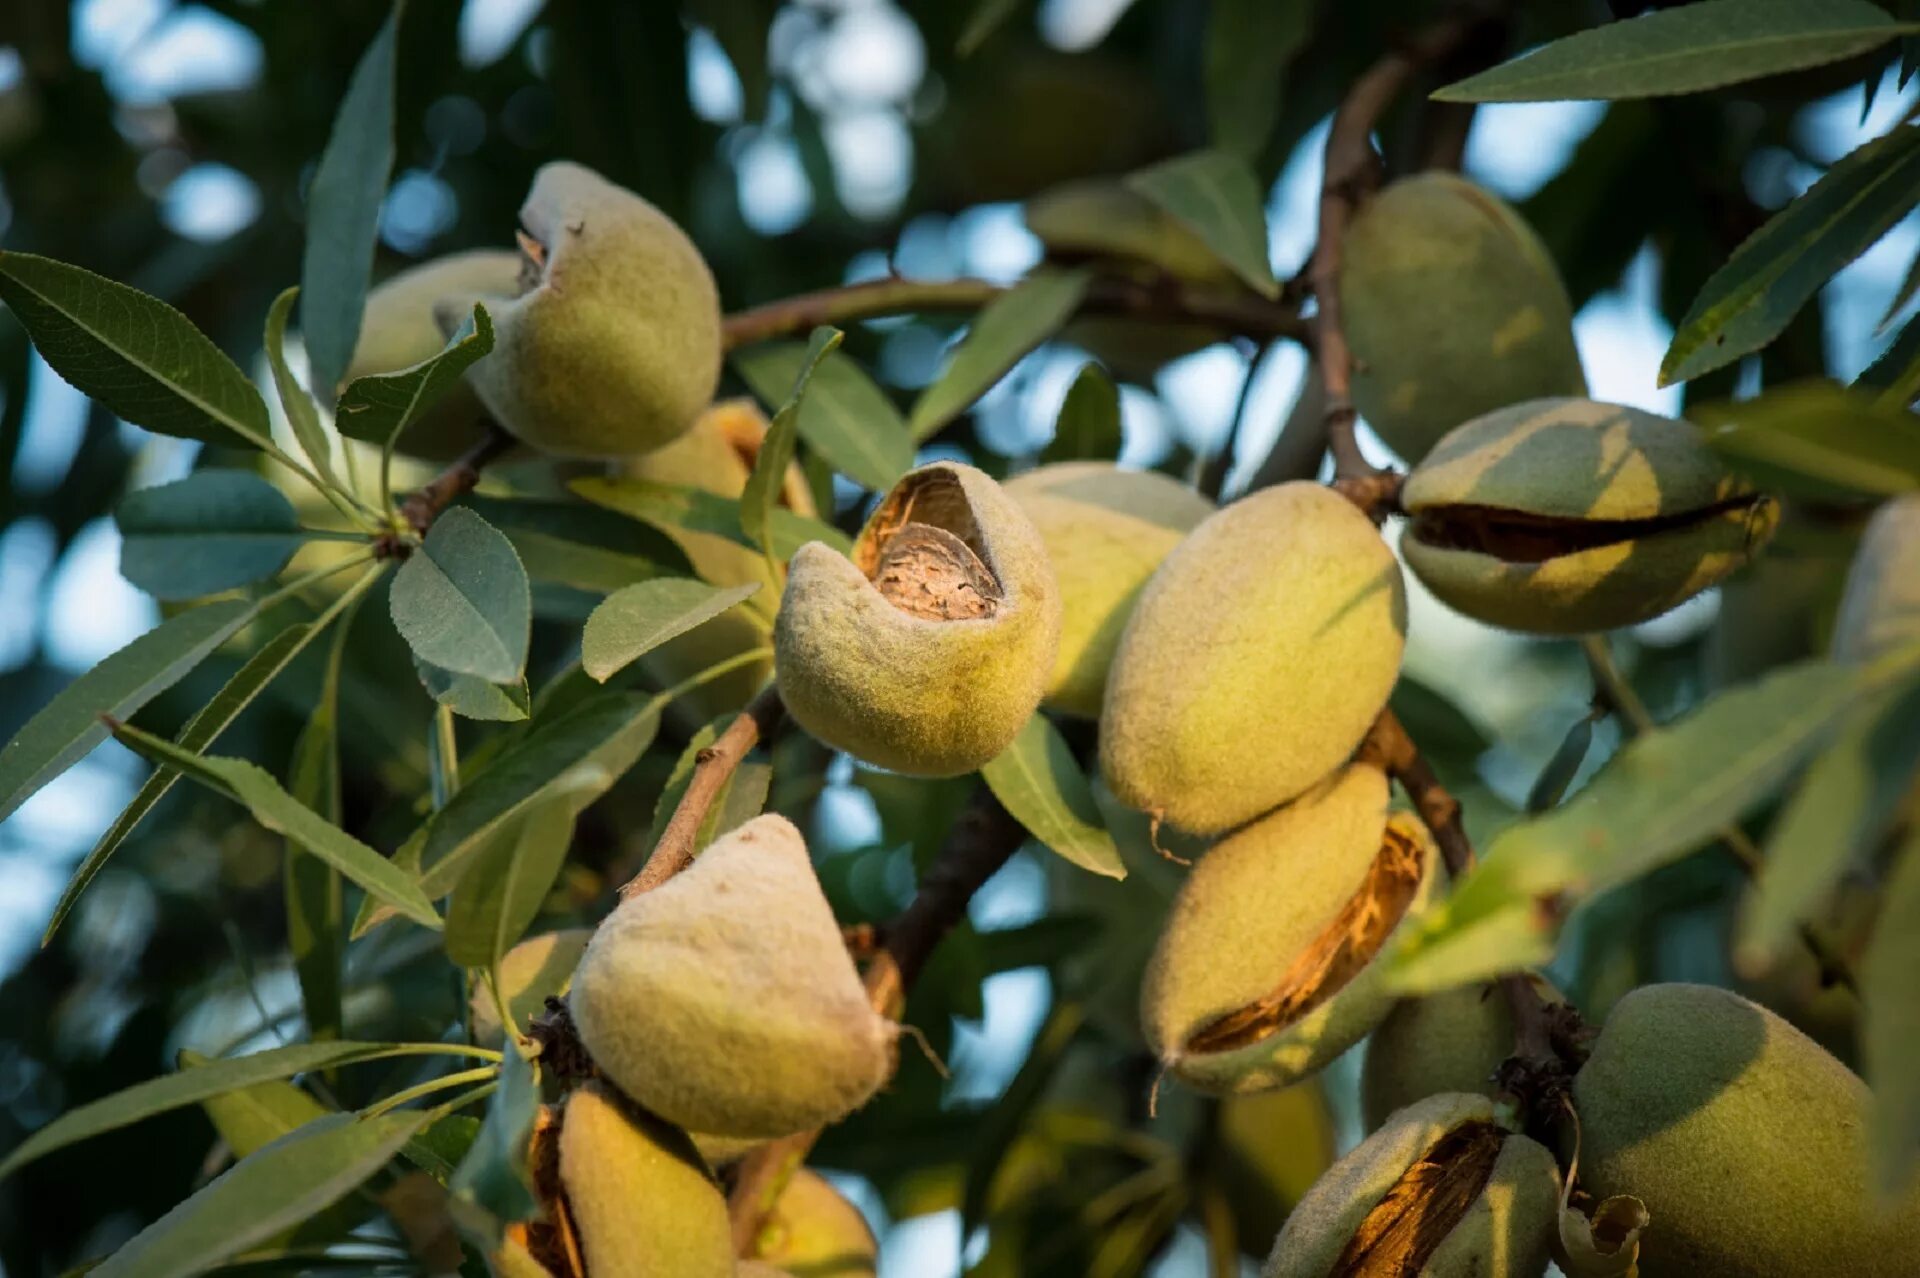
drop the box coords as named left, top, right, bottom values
left=570, top=474, right=852, bottom=559
left=981, top=715, right=1124, bottom=879
left=909, top=270, right=1092, bottom=440
left=1435, top=0, right=1920, bottom=103
left=581, top=578, right=760, bottom=682
left=389, top=506, right=531, bottom=684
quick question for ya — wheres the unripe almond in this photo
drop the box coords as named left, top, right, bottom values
left=569, top=815, right=893, bottom=1139
left=1341, top=172, right=1586, bottom=464
left=1004, top=462, right=1214, bottom=718
left=1141, top=763, right=1440, bottom=1094
left=1360, top=979, right=1565, bottom=1132
left=750, top=1169, right=878, bottom=1278
left=1573, top=983, right=1920, bottom=1277
left=556, top=1082, right=732, bottom=1278
left=1401, top=398, right=1778, bottom=635
left=340, top=249, right=523, bottom=459
left=1831, top=491, right=1920, bottom=664
left=1102, top=482, right=1406, bottom=835
left=1264, top=1092, right=1560, bottom=1277
left=453, top=161, right=721, bottom=459
left=775, top=461, right=1062, bottom=776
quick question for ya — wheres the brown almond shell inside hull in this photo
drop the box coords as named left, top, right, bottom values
left=1332, top=1120, right=1507, bottom=1275
left=1408, top=493, right=1765, bottom=565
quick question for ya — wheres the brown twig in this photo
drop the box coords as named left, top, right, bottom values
left=618, top=685, right=788, bottom=897
left=720, top=273, right=1311, bottom=354
left=1309, top=9, right=1501, bottom=490
left=384, top=422, right=519, bottom=550
left=726, top=788, right=1026, bottom=1255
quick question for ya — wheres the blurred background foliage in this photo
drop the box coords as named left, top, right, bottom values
left=0, top=0, right=1906, bottom=1272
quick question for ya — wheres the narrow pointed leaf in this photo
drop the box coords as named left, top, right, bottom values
left=0, top=251, right=271, bottom=448
left=734, top=343, right=913, bottom=492
left=1662, top=125, right=1920, bottom=387
left=1206, top=0, right=1313, bottom=159
left=982, top=714, right=1125, bottom=879
left=47, top=621, right=319, bottom=946
left=1691, top=379, right=1920, bottom=499
left=444, top=795, right=576, bottom=969
left=581, top=579, right=761, bottom=682
left=184, top=1051, right=330, bottom=1159
left=742, top=325, right=843, bottom=564
left=909, top=270, right=1092, bottom=440
left=300, top=6, right=402, bottom=403
left=570, top=475, right=851, bottom=558
left=450, top=1046, right=540, bottom=1228
left=0, top=598, right=255, bottom=824
left=389, top=506, right=530, bottom=683
left=1042, top=362, right=1122, bottom=464
left=264, top=287, right=338, bottom=485
left=1434, top=0, right=1920, bottom=103
left=0, top=1040, right=491, bottom=1179
left=1527, top=714, right=1596, bottom=813
left=1127, top=151, right=1277, bottom=297
left=110, top=722, right=441, bottom=930
left=1865, top=826, right=1920, bottom=1194
left=116, top=470, right=306, bottom=600
left=337, top=304, right=494, bottom=457
left=92, top=1110, right=426, bottom=1278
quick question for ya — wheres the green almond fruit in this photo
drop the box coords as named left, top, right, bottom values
left=557, top=1082, right=733, bottom=1278
left=1360, top=979, right=1565, bottom=1132
left=749, top=1168, right=879, bottom=1278
left=1005, top=462, right=1214, bottom=718
left=469, top=927, right=593, bottom=1048
left=453, top=160, right=721, bottom=459
left=569, top=815, right=893, bottom=1139
left=1264, top=1092, right=1560, bottom=1277
left=489, top=1234, right=557, bottom=1278
left=1574, top=983, right=1920, bottom=1277
left=1141, top=763, right=1440, bottom=1095
left=776, top=461, right=1062, bottom=777
left=1402, top=398, right=1779, bottom=635
left=1102, top=481, right=1406, bottom=835
left=340, top=248, right=524, bottom=459
left=1831, top=491, right=1920, bottom=664
left=1341, top=172, right=1586, bottom=464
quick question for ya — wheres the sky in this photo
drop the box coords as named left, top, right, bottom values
left=3, top=1, right=1918, bottom=1274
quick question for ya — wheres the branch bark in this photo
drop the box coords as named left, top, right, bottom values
left=618, top=684, right=787, bottom=898
left=726, top=787, right=1026, bottom=1254
left=394, top=421, right=519, bottom=539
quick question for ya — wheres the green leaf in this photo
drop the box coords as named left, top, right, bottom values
left=389, top=506, right=531, bottom=684
left=1126, top=152, right=1277, bottom=298
left=263, top=287, right=337, bottom=487
left=300, top=5, right=402, bottom=403
left=1205, top=0, right=1313, bottom=160
left=742, top=325, right=844, bottom=566
left=570, top=475, right=852, bottom=559
left=1858, top=310, right=1920, bottom=405
left=1738, top=680, right=1920, bottom=968
left=505, top=529, right=675, bottom=596
left=1386, top=660, right=1872, bottom=994
left=450, top=1045, right=540, bottom=1230
left=337, top=304, right=494, bottom=458
left=185, top=1051, right=330, bottom=1160
left=415, top=658, right=530, bottom=723
left=909, top=270, right=1092, bottom=440
left=93, top=1109, right=426, bottom=1278
left=581, top=579, right=761, bottom=683
left=734, top=343, right=914, bottom=492
left=1527, top=714, right=1596, bottom=813
left=109, top=722, right=442, bottom=930
left=417, top=692, right=658, bottom=898
left=981, top=714, right=1125, bottom=879
left=0, top=597, right=255, bottom=824
left=444, top=795, right=576, bottom=969
left=1661, top=125, right=1920, bottom=387
left=0, top=1040, right=489, bottom=1179
left=117, top=470, right=307, bottom=600
left=0, top=251, right=272, bottom=449
left=1865, top=825, right=1920, bottom=1194
left=1691, top=379, right=1920, bottom=499
left=1041, top=362, right=1122, bottom=464
left=47, top=621, right=321, bottom=947
left=1434, top=0, right=1920, bottom=103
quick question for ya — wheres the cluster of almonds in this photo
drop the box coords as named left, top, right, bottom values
left=358, top=162, right=1917, bottom=1275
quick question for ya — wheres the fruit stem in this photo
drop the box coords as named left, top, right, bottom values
left=384, top=420, right=519, bottom=548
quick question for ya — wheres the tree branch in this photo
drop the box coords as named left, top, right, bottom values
left=386, top=421, right=519, bottom=547
left=617, top=684, right=787, bottom=898
left=720, top=273, right=1311, bottom=354
left=726, top=787, right=1026, bottom=1254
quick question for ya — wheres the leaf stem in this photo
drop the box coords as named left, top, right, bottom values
left=254, top=549, right=382, bottom=614
left=358, top=1065, right=500, bottom=1121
